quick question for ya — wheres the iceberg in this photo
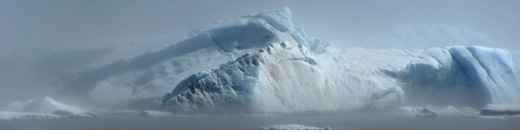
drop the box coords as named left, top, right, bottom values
left=52, top=7, right=330, bottom=106
left=47, top=7, right=519, bottom=113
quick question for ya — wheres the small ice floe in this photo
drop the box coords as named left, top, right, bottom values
left=394, top=106, right=477, bottom=117
left=0, top=97, right=98, bottom=120
left=258, top=124, right=331, bottom=130
left=480, top=104, right=520, bottom=116
left=138, top=110, right=174, bottom=117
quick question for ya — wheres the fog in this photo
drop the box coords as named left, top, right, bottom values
left=1, top=0, right=518, bottom=101
left=2, top=0, right=519, bottom=50
left=1, top=0, right=520, bottom=127
left=1, top=0, right=520, bottom=129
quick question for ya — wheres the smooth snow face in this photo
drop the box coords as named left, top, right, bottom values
left=259, top=124, right=330, bottom=130
left=317, top=46, right=416, bottom=110
left=0, top=97, right=97, bottom=120
left=162, top=41, right=338, bottom=112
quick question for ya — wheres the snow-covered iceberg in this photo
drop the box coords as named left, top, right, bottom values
left=48, top=7, right=519, bottom=113
left=161, top=8, right=519, bottom=112
left=52, top=7, right=329, bottom=106
left=0, top=97, right=97, bottom=120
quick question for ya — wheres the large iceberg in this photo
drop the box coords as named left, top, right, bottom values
left=52, top=7, right=329, bottom=106
left=161, top=8, right=520, bottom=112
left=48, top=7, right=519, bottom=113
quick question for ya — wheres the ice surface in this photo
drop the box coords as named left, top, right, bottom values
left=1, top=97, right=97, bottom=120
left=258, top=124, right=330, bottom=130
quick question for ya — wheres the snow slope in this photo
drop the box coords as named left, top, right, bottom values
left=162, top=41, right=337, bottom=112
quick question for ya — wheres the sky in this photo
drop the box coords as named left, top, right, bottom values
left=1, top=0, right=519, bottom=51
left=0, top=0, right=519, bottom=104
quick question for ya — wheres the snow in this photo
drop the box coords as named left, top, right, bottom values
left=258, top=124, right=330, bottom=130
left=0, top=97, right=97, bottom=120
left=162, top=41, right=338, bottom=112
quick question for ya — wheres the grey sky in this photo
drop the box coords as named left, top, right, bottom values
left=1, top=0, right=519, bottom=52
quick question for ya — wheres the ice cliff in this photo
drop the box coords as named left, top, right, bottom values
left=51, top=7, right=519, bottom=113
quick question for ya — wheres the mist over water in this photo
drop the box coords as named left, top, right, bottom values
left=1, top=0, right=520, bottom=129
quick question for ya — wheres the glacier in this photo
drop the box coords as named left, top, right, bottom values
left=44, top=7, right=520, bottom=113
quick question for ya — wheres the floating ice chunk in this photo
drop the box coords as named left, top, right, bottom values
left=138, top=110, right=174, bottom=117
left=480, top=104, right=520, bottom=116
left=0, top=111, right=61, bottom=120
left=2, top=97, right=97, bottom=119
left=394, top=106, right=476, bottom=117
left=259, top=124, right=331, bottom=130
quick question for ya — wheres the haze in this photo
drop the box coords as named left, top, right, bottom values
left=0, top=0, right=519, bottom=106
